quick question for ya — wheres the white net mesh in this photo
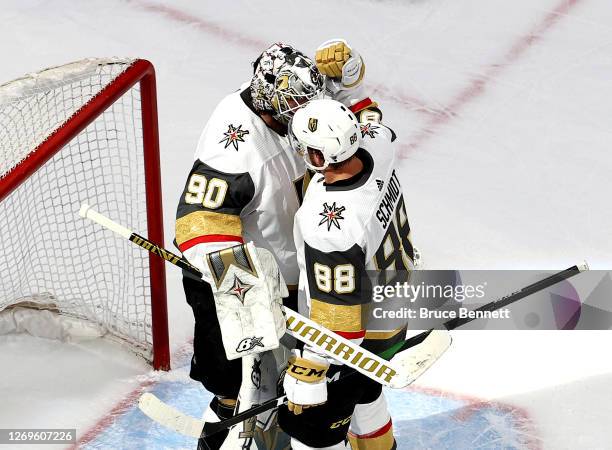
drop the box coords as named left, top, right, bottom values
left=0, top=58, right=154, bottom=361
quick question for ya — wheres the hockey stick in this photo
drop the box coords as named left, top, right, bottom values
left=149, top=261, right=588, bottom=438
left=78, top=204, right=419, bottom=388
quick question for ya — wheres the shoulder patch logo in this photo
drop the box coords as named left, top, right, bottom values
left=308, top=118, right=318, bottom=132
left=219, top=124, right=250, bottom=150
left=360, top=122, right=379, bottom=139
left=376, top=179, right=384, bottom=191
left=318, top=202, right=345, bottom=231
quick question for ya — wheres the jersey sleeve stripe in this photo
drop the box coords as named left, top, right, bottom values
left=178, top=234, right=244, bottom=252
left=349, top=97, right=378, bottom=114
left=176, top=210, right=242, bottom=247
left=310, top=299, right=364, bottom=334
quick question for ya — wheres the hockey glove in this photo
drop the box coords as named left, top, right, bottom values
left=315, top=39, right=365, bottom=89
left=283, top=348, right=330, bottom=415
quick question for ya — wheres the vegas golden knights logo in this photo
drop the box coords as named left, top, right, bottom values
left=308, top=118, right=318, bottom=132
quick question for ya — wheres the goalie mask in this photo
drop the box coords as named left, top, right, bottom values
left=289, top=99, right=360, bottom=171
left=250, top=43, right=324, bottom=124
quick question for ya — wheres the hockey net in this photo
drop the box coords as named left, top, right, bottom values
left=0, top=58, right=169, bottom=369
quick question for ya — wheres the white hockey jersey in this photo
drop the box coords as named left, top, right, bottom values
left=293, top=123, right=414, bottom=350
left=176, top=85, right=380, bottom=286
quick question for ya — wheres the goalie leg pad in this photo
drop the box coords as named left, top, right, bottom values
left=206, top=243, right=288, bottom=360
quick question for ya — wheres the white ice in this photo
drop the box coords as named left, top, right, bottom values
left=1, top=0, right=611, bottom=448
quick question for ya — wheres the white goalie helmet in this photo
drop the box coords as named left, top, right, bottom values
left=250, top=43, right=324, bottom=124
left=289, top=99, right=360, bottom=171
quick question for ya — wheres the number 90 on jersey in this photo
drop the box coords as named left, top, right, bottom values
left=185, top=174, right=228, bottom=209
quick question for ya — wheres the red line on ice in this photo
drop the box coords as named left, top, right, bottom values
left=400, top=0, right=583, bottom=157
left=128, top=0, right=433, bottom=114
left=69, top=380, right=156, bottom=449
left=408, top=385, right=542, bottom=450
left=129, top=0, right=582, bottom=152
left=71, top=340, right=194, bottom=449
left=128, top=0, right=269, bottom=50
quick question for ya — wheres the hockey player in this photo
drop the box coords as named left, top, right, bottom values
left=175, top=41, right=381, bottom=449
left=279, top=99, right=415, bottom=449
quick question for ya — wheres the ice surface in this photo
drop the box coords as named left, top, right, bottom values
left=1, top=0, right=611, bottom=448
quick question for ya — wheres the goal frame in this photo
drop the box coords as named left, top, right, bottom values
left=0, top=59, right=170, bottom=370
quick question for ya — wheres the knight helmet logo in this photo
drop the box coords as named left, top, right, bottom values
left=308, top=118, right=318, bottom=132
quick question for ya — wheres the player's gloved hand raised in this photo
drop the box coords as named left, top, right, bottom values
left=315, top=39, right=365, bottom=89
left=283, top=348, right=330, bottom=415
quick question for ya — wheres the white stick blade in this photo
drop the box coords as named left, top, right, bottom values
left=389, top=329, right=452, bottom=389
left=138, top=393, right=204, bottom=438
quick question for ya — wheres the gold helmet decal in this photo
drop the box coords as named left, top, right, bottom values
left=308, top=118, right=318, bottom=132
left=276, top=74, right=290, bottom=91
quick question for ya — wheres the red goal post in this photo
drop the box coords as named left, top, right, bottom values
left=0, top=58, right=170, bottom=370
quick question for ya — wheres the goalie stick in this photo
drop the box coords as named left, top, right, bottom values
left=79, top=203, right=429, bottom=389
left=78, top=204, right=587, bottom=437
left=141, top=262, right=587, bottom=439
left=137, top=327, right=451, bottom=439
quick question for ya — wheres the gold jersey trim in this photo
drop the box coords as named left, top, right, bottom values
left=175, top=210, right=242, bottom=246
left=310, top=299, right=363, bottom=333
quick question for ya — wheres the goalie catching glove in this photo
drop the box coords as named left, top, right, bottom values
left=283, top=348, right=330, bottom=415
left=200, top=242, right=288, bottom=360
left=315, top=39, right=365, bottom=90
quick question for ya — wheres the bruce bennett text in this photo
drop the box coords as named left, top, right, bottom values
left=373, top=307, right=511, bottom=320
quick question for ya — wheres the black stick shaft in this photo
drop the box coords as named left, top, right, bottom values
left=444, top=264, right=583, bottom=330
left=128, top=232, right=203, bottom=276
left=203, top=397, right=285, bottom=437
